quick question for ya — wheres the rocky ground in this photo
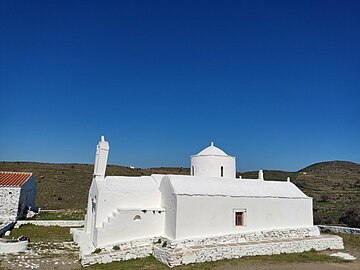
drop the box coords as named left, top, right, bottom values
left=0, top=234, right=359, bottom=270
left=0, top=241, right=81, bottom=270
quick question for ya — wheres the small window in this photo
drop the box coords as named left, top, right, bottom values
left=192, top=166, right=195, bottom=176
left=133, top=215, right=141, bottom=221
left=235, top=211, right=244, bottom=226
left=221, top=166, right=224, bottom=177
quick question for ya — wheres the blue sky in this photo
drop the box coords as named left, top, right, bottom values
left=0, top=0, right=359, bottom=171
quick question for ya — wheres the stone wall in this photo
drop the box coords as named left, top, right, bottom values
left=15, top=220, right=84, bottom=228
left=80, top=237, right=158, bottom=266
left=153, top=234, right=344, bottom=267
left=0, top=187, right=21, bottom=222
left=318, top=225, right=360, bottom=235
left=164, top=226, right=320, bottom=249
left=76, top=226, right=343, bottom=267
left=0, top=239, right=28, bottom=254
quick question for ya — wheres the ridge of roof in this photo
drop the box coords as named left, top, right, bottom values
left=164, top=175, right=309, bottom=199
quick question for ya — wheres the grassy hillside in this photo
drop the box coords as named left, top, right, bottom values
left=1, top=161, right=359, bottom=226
left=240, top=161, right=360, bottom=226
left=296, top=161, right=360, bottom=225
left=299, top=160, right=360, bottom=172
left=0, top=161, right=189, bottom=210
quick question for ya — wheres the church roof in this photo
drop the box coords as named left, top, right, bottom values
left=195, top=142, right=228, bottom=156
left=163, top=175, right=309, bottom=199
left=99, top=175, right=160, bottom=194
left=0, top=171, right=32, bottom=187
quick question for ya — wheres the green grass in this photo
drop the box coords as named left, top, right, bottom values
left=331, top=233, right=360, bottom=253
left=84, top=250, right=347, bottom=270
left=86, top=256, right=167, bottom=270
left=3, top=224, right=73, bottom=242
left=236, top=250, right=347, bottom=264
left=27, top=210, right=85, bottom=220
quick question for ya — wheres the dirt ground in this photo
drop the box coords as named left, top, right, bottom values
left=0, top=241, right=81, bottom=270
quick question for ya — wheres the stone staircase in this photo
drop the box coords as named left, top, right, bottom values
left=101, top=208, right=122, bottom=229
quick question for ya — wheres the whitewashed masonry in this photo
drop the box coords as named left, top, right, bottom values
left=71, top=137, right=343, bottom=266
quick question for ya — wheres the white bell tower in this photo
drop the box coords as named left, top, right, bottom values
left=93, top=135, right=109, bottom=179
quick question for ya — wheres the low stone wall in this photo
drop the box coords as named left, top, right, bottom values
left=82, top=245, right=153, bottom=265
left=0, top=239, right=28, bottom=254
left=77, top=227, right=343, bottom=267
left=154, top=235, right=344, bottom=267
left=15, top=220, right=84, bottom=228
left=318, top=225, right=360, bottom=235
left=164, top=226, right=320, bottom=249
left=80, top=237, right=158, bottom=266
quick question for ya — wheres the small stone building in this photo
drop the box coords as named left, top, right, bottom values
left=0, top=172, right=37, bottom=222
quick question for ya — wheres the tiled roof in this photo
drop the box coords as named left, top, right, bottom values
left=0, top=172, right=32, bottom=187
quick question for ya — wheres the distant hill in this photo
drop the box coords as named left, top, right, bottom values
left=0, top=160, right=359, bottom=226
left=299, top=160, right=360, bottom=172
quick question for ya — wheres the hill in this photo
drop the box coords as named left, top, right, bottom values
left=299, top=160, right=360, bottom=172
left=0, top=161, right=359, bottom=226
left=0, top=161, right=189, bottom=210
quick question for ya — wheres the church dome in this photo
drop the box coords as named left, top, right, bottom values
left=196, top=142, right=228, bottom=156
left=191, top=142, right=236, bottom=178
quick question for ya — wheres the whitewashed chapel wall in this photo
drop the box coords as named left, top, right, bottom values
left=174, top=195, right=313, bottom=240
left=95, top=209, right=164, bottom=247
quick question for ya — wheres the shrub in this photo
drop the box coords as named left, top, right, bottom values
left=340, top=207, right=360, bottom=228
left=93, top=248, right=102, bottom=254
left=319, top=194, right=331, bottom=203
left=313, top=213, right=333, bottom=225
left=113, top=245, right=120, bottom=250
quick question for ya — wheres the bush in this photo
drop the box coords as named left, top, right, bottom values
left=319, top=194, right=331, bottom=202
left=340, top=207, right=360, bottom=228
left=93, top=248, right=102, bottom=253
left=313, top=213, right=333, bottom=225
left=113, top=245, right=120, bottom=250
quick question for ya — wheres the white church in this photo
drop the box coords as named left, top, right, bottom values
left=71, top=136, right=343, bottom=266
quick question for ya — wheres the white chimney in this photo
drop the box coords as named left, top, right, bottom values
left=93, top=136, right=109, bottom=179
left=258, top=170, right=264, bottom=180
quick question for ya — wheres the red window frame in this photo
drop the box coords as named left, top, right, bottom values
left=235, top=211, right=244, bottom=226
